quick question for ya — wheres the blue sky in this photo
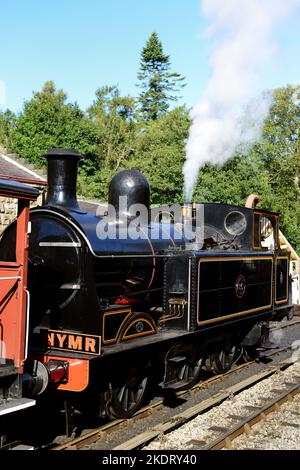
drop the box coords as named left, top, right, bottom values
left=1, top=0, right=300, bottom=113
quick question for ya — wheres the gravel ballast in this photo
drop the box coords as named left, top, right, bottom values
left=144, top=362, right=300, bottom=450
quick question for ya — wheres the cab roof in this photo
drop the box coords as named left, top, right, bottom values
left=0, top=178, right=39, bottom=200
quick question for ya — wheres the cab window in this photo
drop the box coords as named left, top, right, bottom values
left=254, top=213, right=278, bottom=250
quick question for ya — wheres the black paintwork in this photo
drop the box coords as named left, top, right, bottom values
left=200, top=203, right=254, bottom=250
left=276, top=257, right=289, bottom=302
left=108, top=169, right=150, bottom=223
left=124, top=320, right=154, bottom=337
left=44, top=148, right=84, bottom=213
left=0, top=203, right=189, bottom=337
left=197, top=256, right=273, bottom=322
left=184, top=203, right=279, bottom=251
left=102, top=309, right=130, bottom=343
left=163, top=251, right=273, bottom=330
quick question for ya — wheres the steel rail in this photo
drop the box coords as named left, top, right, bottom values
left=113, top=359, right=297, bottom=450
left=53, top=345, right=294, bottom=451
left=202, top=381, right=300, bottom=450
left=269, top=318, right=300, bottom=331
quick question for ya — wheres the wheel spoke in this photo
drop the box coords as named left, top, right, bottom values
left=210, top=346, right=236, bottom=375
left=122, top=387, right=129, bottom=411
left=129, top=389, right=135, bottom=407
left=184, top=364, right=191, bottom=381
left=220, top=351, right=225, bottom=368
left=109, top=368, right=149, bottom=419
left=117, top=385, right=126, bottom=403
left=176, top=357, right=202, bottom=388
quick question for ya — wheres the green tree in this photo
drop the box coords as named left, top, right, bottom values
left=193, top=149, right=273, bottom=209
left=137, top=32, right=185, bottom=122
left=127, top=107, right=190, bottom=204
left=260, top=86, right=300, bottom=194
left=257, top=85, right=300, bottom=252
left=0, top=109, right=16, bottom=150
left=80, top=85, right=138, bottom=199
left=13, top=81, right=98, bottom=167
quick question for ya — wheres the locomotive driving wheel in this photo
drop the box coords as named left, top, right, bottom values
left=107, top=365, right=149, bottom=419
left=161, top=344, right=203, bottom=390
left=209, top=346, right=236, bottom=375
left=177, top=356, right=203, bottom=388
left=242, top=346, right=257, bottom=362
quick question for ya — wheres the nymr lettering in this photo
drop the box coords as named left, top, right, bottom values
left=46, top=330, right=101, bottom=355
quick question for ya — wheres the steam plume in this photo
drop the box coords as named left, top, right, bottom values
left=184, top=0, right=300, bottom=201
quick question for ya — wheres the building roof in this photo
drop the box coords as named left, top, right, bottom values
left=279, top=230, right=300, bottom=261
left=0, top=153, right=47, bottom=186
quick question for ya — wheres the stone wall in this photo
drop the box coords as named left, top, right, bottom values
left=0, top=197, right=17, bottom=233
left=0, top=194, right=44, bottom=234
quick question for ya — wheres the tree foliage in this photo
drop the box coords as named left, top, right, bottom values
left=78, top=86, right=138, bottom=199
left=127, top=107, right=190, bottom=204
left=193, top=152, right=272, bottom=206
left=0, top=109, right=16, bottom=150
left=13, top=81, right=98, bottom=167
left=256, top=85, right=300, bottom=251
left=137, top=32, right=185, bottom=122
left=88, top=85, right=137, bottom=171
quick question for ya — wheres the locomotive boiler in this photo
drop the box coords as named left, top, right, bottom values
left=0, top=148, right=293, bottom=428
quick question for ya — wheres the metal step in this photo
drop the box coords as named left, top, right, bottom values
left=167, top=355, right=186, bottom=364
left=12, top=444, right=35, bottom=450
left=0, top=398, right=36, bottom=416
left=0, top=365, right=18, bottom=378
left=159, top=379, right=190, bottom=390
left=164, top=380, right=190, bottom=390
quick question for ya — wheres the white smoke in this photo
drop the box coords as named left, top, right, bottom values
left=0, top=81, right=5, bottom=106
left=184, top=0, right=300, bottom=201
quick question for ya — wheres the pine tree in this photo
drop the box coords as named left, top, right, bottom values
left=137, top=32, right=185, bottom=122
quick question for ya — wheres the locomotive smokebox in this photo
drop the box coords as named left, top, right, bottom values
left=45, top=148, right=82, bottom=211
left=108, top=169, right=150, bottom=224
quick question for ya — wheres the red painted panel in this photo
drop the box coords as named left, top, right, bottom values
left=0, top=201, right=31, bottom=372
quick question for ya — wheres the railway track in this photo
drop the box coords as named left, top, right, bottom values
left=202, top=380, right=300, bottom=450
left=269, top=317, right=300, bottom=332
left=53, top=345, right=294, bottom=451
left=53, top=361, right=257, bottom=450
left=51, top=319, right=300, bottom=451
left=114, top=357, right=300, bottom=450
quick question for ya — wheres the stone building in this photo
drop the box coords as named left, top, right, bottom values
left=0, top=151, right=47, bottom=233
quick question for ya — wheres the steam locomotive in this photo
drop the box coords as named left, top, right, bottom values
left=0, top=148, right=293, bottom=444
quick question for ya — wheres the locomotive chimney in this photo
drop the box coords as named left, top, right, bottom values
left=44, top=148, right=82, bottom=211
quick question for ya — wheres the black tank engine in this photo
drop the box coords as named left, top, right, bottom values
left=0, top=148, right=292, bottom=420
